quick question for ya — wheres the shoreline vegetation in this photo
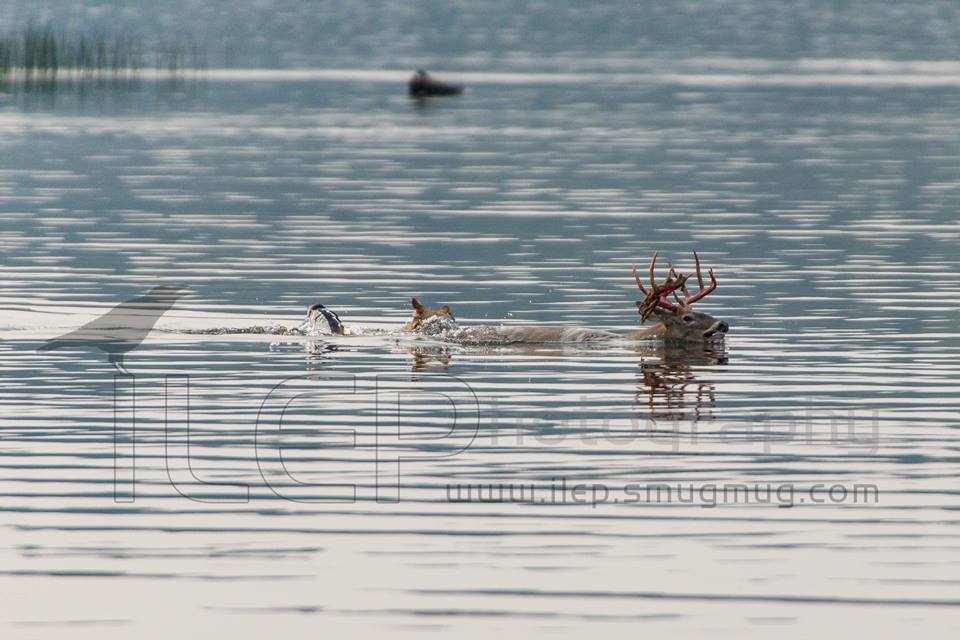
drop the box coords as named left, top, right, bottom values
left=0, top=21, right=205, bottom=89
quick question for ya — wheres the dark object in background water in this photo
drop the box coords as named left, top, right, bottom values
left=409, top=69, right=463, bottom=97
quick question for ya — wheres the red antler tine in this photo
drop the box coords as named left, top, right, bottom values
left=648, top=251, right=659, bottom=291
left=632, top=263, right=649, bottom=294
left=682, top=251, right=718, bottom=305
left=654, top=275, right=682, bottom=312
left=692, top=250, right=705, bottom=290
left=655, top=253, right=685, bottom=311
left=637, top=251, right=695, bottom=319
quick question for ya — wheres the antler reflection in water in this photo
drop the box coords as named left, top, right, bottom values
left=634, top=343, right=728, bottom=423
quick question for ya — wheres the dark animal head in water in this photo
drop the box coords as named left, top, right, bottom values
left=404, top=297, right=455, bottom=332
left=305, top=303, right=345, bottom=335
left=632, top=251, right=729, bottom=343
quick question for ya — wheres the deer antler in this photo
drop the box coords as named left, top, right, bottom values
left=678, top=250, right=717, bottom=305
left=633, top=252, right=689, bottom=322
left=633, top=251, right=719, bottom=322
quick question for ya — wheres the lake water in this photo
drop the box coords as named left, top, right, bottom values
left=2, top=1, right=960, bottom=637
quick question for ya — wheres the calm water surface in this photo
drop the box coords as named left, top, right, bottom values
left=2, top=3, right=960, bottom=638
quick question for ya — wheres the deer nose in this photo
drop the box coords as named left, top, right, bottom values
left=703, top=320, right=729, bottom=339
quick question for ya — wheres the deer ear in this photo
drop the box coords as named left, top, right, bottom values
left=411, top=297, right=424, bottom=312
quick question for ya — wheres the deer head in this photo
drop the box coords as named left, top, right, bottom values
left=632, top=251, right=729, bottom=342
left=404, top=297, right=456, bottom=332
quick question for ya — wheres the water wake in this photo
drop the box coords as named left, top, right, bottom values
left=171, top=315, right=620, bottom=346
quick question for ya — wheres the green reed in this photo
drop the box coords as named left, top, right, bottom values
left=0, top=20, right=203, bottom=82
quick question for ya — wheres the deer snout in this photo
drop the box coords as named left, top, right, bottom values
left=703, top=320, right=729, bottom=339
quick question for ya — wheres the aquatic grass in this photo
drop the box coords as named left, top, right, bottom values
left=0, top=20, right=202, bottom=88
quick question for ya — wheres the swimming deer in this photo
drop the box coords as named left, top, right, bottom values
left=444, top=251, right=725, bottom=344
left=301, top=252, right=728, bottom=344
left=404, top=298, right=456, bottom=332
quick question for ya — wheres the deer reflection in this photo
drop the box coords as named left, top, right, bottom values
left=304, top=340, right=340, bottom=369
left=635, top=342, right=728, bottom=422
left=406, top=345, right=452, bottom=373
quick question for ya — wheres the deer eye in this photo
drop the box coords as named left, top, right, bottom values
left=681, top=314, right=695, bottom=323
